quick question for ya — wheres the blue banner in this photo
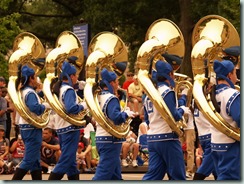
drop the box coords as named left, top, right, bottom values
left=73, top=24, right=90, bottom=59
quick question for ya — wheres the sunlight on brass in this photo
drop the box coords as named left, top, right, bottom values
left=8, top=32, right=51, bottom=128
left=84, top=32, right=131, bottom=138
left=136, top=19, right=186, bottom=137
left=43, top=31, right=87, bottom=127
left=191, top=15, right=240, bottom=141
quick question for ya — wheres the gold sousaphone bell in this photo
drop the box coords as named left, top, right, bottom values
left=191, top=15, right=240, bottom=141
left=43, top=31, right=88, bottom=127
left=8, top=32, right=51, bottom=128
left=84, top=31, right=131, bottom=138
left=136, top=19, right=186, bottom=137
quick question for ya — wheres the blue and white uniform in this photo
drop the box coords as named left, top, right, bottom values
left=92, top=90, right=128, bottom=180
left=211, top=84, right=240, bottom=180
left=18, top=86, right=46, bottom=172
left=52, top=82, right=85, bottom=177
left=194, top=108, right=217, bottom=178
left=211, top=59, right=240, bottom=180
left=142, top=81, right=186, bottom=180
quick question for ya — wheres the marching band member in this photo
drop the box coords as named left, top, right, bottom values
left=12, top=65, right=50, bottom=180
left=48, top=61, right=87, bottom=180
left=92, top=68, right=135, bottom=180
left=211, top=59, right=240, bottom=180
left=142, top=60, right=191, bottom=180
left=222, top=46, right=240, bottom=85
left=222, top=46, right=240, bottom=66
left=193, top=106, right=217, bottom=180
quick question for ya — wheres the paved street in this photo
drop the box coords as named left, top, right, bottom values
left=0, top=172, right=215, bottom=181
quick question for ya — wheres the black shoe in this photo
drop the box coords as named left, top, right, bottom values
left=12, top=168, right=28, bottom=180
left=48, top=172, right=64, bottom=180
left=193, top=173, right=206, bottom=180
left=68, top=173, right=79, bottom=180
left=31, top=170, right=42, bottom=180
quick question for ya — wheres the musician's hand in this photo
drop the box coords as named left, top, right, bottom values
left=180, top=106, right=191, bottom=115
left=80, top=102, right=88, bottom=110
left=42, top=102, right=51, bottom=110
left=181, top=88, right=189, bottom=96
left=78, top=80, right=86, bottom=90
left=125, top=110, right=136, bottom=118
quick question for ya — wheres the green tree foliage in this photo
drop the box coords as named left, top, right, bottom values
left=0, top=0, right=240, bottom=78
left=82, top=0, right=181, bottom=72
left=218, top=0, right=240, bottom=34
left=0, top=0, right=21, bottom=79
left=19, top=0, right=84, bottom=46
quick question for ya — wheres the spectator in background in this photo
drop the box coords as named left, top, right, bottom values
left=0, top=77, right=6, bottom=87
left=90, top=127, right=99, bottom=170
left=13, top=112, right=20, bottom=141
left=128, top=75, right=143, bottom=115
left=0, top=87, right=8, bottom=132
left=116, top=88, right=127, bottom=109
left=90, top=147, right=99, bottom=170
left=1, top=87, right=15, bottom=141
left=0, top=125, right=9, bottom=174
left=195, top=143, right=203, bottom=169
left=40, top=127, right=60, bottom=174
left=180, top=109, right=196, bottom=178
left=76, top=142, right=87, bottom=172
left=122, top=72, right=134, bottom=90
left=8, top=134, right=25, bottom=173
left=79, top=129, right=92, bottom=172
left=121, top=129, right=139, bottom=167
left=136, top=108, right=149, bottom=144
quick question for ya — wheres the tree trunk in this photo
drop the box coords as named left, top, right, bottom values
left=178, top=0, right=194, bottom=78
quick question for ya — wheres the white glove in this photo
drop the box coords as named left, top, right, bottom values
left=125, top=110, right=136, bottom=118
left=78, top=80, right=86, bottom=90
left=125, top=107, right=131, bottom=111
left=42, top=102, right=51, bottom=110
left=80, top=101, right=88, bottom=110
left=181, top=88, right=189, bottom=96
left=180, top=106, right=191, bottom=115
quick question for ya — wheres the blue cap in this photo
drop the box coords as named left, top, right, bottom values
left=214, top=59, right=235, bottom=88
left=34, top=58, right=45, bottom=67
left=21, top=65, right=35, bottom=85
left=162, top=53, right=182, bottom=70
left=22, top=65, right=35, bottom=77
left=60, top=61, right=77, bottom=86
left=61, top=61, right=77, bottom=76
left=67, top=56, right=78, bottom=63
left=101, top=68, right=117, bottom=93
left=114, top=62, right=127, bottom=75
left=35, top=58, right=45, bottom=63
left=155, top=60, right=175, bottom=87
left=223, top=46, right=240, bottom=57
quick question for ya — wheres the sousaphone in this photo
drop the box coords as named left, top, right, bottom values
left=43, top=31, right=88, bottom=126
left=84, top=32, right=131, bottom=138
left=8, top=32, right=51, bottom=128
left=136, top=19, right=186, bottom=137
left=191, top=15, right=240, bottom=141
